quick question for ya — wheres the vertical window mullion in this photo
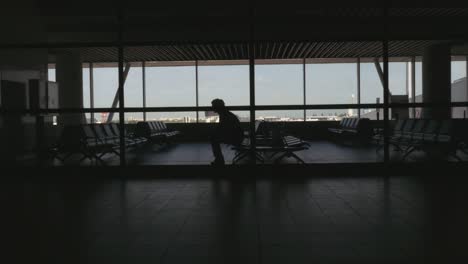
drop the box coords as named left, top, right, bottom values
left=411, top=57, right=416, bottom=118
left=89, top=62, right=94, bottom=124
left=466, top=56, right=468, bottom=119
left=142, top=61, right=146, bottom=121
left=303, top=58, right=306, bottom=122
left=383, top=40, right=390, bottom=164
left=196, top=60, right=199, bottom=123
left=118, top=12, right=126, bottom=166
left=249, top=16, right=256, bottom=154
left=357, top=58, right=361, bottom=118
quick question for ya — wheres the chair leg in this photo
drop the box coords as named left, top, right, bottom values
left=461, top=148, right=468, bottom=156
left=233, top=150, right=249, bottom=164
left=375, top=144, right=384, bottom=153
left=402, top=146, right=416, bottom=160
left=254, top=152, right=265, bottom=162
left=449, top=150, right=462, bottom=162
left=273, top=152, right=289, bottom=164
left=288, top=152, right=305, bottom=164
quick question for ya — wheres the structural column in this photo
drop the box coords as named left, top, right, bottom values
left=56, top=51, right=84, bottom=125
left=422, top=43, right=451, bottom=119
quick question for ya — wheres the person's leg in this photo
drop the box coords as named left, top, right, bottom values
left=210, top=136, right=225, bottom=164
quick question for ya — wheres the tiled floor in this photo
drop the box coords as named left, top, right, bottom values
left=19, top=176, right=468, bottom=263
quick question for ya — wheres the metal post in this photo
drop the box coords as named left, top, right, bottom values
left=383, top=41, right=390, bottom=164
left=142, top=61, right=146, bottom=121
left=89, top=62, right=94, bottom=124
left=249, top=9, right=256, bottom=161
left=357, top=58, right=361, bottom=118
left=117, top=13, right=126, bottom=166
left=465, top=56, right=468, bottom=118
left=405, top=59, right=409, bottom=97
left=382, top=5, right=390, bottom=164
left=411, top=57, right=416, bottom=118
left=303, top=58, right=306, bottom=122
left=196, top=60, right=199, bottom=123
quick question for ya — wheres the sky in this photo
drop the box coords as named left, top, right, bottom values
left=48, top=60, right=467, bottom=120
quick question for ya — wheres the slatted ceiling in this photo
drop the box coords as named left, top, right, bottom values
left=390, top=8, right=468, bottom=17
left=388, top=40, right=433, bottom=57
left=291, top=42, right=302, bottom=58
left=69, top=40, right=443, bottom=63
left=226, top=44, right=233, bottom=59
left=296, top=8, right=383, bottom=17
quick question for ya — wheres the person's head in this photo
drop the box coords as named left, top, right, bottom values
left=211, top=98, right=226, bottom=113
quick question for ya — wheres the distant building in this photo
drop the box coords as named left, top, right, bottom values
left=362, top=77, right=467, bottom=119
left=451, top=77, right=468, bottom=118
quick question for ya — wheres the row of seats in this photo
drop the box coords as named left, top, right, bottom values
left=374, top=119, right=463, bottom=160
left=83, top=123, right=147, bottom=148
left=135, top=121, right=180, bottom=143
left=232, top=121, right=310, bottom=164
left=328, top=118, right=372, bottom=143
left=52, top=123, right=147, bottom=165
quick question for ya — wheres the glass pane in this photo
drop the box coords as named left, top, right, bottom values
left=124, top=112, right=144, bottom=124
left=198, top=63, right=249, bottom=106
left=360, top=108, right=384, bottom=120
left=307, top=109, right=354, bottom=121
left=146, top=64, right=196, bottom=107
left=415, top=59, right=423, bottom=103
left=124, top=62, right=143, bottom=107
left=255, top=110, right=304, bottom=121
left=452, top=107, right=468, bottom=119
left=451, top=57, right=467, bottom=103
left=93, top=63, right=119, bottom=108
left=82, top=64, right=90, bottom=109
left=306, top=61, right=357, bottom=105
left=360, top=60, right=384, bottom=104
left=146, top=112, right=196, bottom=123
left=48, top=64, right=56, bottom=82
left=452, top=58, right=466, bottom=83
left=198, top=110, right=250, bottom=123
left=255, top=62, right=303, bottom=105
left=389, top=60, right=409, bottom=96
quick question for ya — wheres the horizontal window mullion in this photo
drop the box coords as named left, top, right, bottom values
left=389, top=102, right=468, bottom=108
left=0, top=108, right=120, bottom=114
left=3, top=102, right=467, bottom=115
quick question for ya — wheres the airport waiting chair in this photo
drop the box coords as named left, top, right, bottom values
left=402, top=120, right=461, bottom=161
left=329, top=118, right=372, bottom=145
left=135, top=121, right=180, bottom=144
left=79, top=125, right=119, bottom=164
left=232, top=121, right=309, bottom=164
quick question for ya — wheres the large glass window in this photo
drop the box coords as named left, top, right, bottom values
left=389, top=60, right=408, bottom=96
left=198, top=62, right=249, bottom=107
left=124, top=62, right=143, bottom=108
left=82, top=64, right=90, bottom=109
left=306, top=60, right=357, bottom=105
left=146, top=112, right=196, bottom=123
left=47, top=64, right=56, bottom=82
left=451, top=57, right=467, bottom=103
left=307, top=109, right=350, bottom=121
left=360, top=59, right=384, bottom=105
left=146, top=63, right=196, bottom=107
left=199, top=111, right=250, bottom=123
left=124, top=112, right=144, bottom=124
left=255, top=61, right=303, bottom=105
left=256, top=110, right=304, bottom=121
left=415, top=59, right=422, bottom=103
left=82, top=64, right=91, bottom=123
left=93, top=63, right=119, bottom=108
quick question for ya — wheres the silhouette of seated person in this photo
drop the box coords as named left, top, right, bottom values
left=210, top=99, right=244, bottom=165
